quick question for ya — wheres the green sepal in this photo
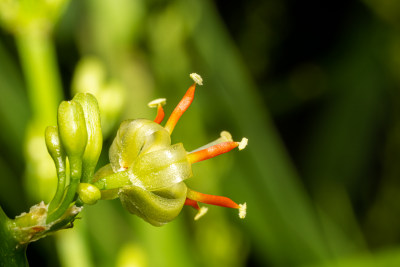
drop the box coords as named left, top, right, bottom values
left=109, top=119, right=171, bottom=172
left=73, top=93, right=102, bottom=182
left=119, top=182, right=187, bottom=226
left=92, top=163, right=114, bottom=183
left=129, top=143, right=192, bottom=191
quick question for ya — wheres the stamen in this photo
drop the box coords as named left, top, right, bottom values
left=184, top=198, right=200, bottom=210
left=185, top=198, right=208, bottom=220
left=148, top=98, right=166, bottom=124
left=239, top=203, right=247, bottom=219
left=194, top=207, right=208, bottom=220
left=187, top=141, right=239, bottom=164
left=187, top=189, right=240, bottom=209
left=190, top=131, right=233, bottom=153
left=148, top=98, right=166, bottom=108
left=154, top=105, right=165, bottom=124
left=190, top=73, right=203, bottom=85
left=164, top=83, right=196, bottom=134
left=238, top=138, right=248, bottom=150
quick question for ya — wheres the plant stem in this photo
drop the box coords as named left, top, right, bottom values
left=47, top=158, right=82, bottom=223
left=15, top=30, right=62, bottom=124
left=48, top=157, right=67, bottom=213
left=0, top=206, right=28, bottom=267
left=16, top=28, right=63, bottom=204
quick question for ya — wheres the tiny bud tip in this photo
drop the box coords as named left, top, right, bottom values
left=239, top=203, right=247, bottom=219
left=148, top=98, right=166, bottom=108
left=238, top=138, right=248, bottom=150
left=190, top=73, right=203, bottom=85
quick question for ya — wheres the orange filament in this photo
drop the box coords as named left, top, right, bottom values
left=186, top=189, right=240, bottom=209
left=184, top=198, right=200, bottom=210
left=164, top=83, right=196, bottom=134
left=154, top=104, right=165, bottom=124
left=187, top=141, right=239, bottom=164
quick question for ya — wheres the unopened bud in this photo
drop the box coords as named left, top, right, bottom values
left=77, top=183, right=101, bottom=205
left=45, top=126, right=65, bottom=165
left=57, top=100, right=88, bottom=160
left=73, top=93, right=103, bottom=182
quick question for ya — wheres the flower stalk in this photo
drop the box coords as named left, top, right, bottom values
left=45, top=126, right=67, bottom=213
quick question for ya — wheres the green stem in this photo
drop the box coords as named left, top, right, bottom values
left=93, top=170, right=131, bottom=190
left=15, top=30, right=62, bottom=123
left=48, top=169, right=67, bottom=214
left=0, top=206, right=28, bottom=267
left=48, top=155, right=67, bottom=213
left=47, top=158, right=82, bottom=223
left=81, top=165, right=95, bottom=184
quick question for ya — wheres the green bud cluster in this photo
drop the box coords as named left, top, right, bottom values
left=43, top=78, right=245, bottom=228
left=46, top=93, right=103, bottom=223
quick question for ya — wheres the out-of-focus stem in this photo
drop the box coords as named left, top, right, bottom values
left=15, top=30, right=62, bottom=123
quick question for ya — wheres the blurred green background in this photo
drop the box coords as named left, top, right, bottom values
left=1, top=0, right=400, bottom=266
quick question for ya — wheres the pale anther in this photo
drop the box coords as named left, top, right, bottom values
left=239, top=203, right=247, bottom=219
left=194, top=206, right=209, bottom=221
left=190, top=73, right=203, bottom=85
left=148, top=98, right=166, bottom=108
left=238, top=138, right=248, bottom=150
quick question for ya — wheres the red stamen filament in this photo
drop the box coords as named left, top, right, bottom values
left=186, top=189, right=240, bottom=209
left=154, top=104, right=165, bottom=124
left=164, top=83, right=196, bottom=134
left=187, top=141, right=239, bottom=164
left=184, top=198, right=200, bottom=210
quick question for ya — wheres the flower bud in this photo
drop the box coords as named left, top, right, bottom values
left=73, top=93, right=103, bottom=182
left=57, top=100, right=88, bottom=161
left=119, top=182, right=187, bottom=226
left=45, top=126, right=65, bottom=168
left=77, top=183, right=101, bottom=205
left=45, top=126, right=67, bottom=213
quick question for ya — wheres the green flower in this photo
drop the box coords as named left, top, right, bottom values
left=94, top=74, right=247, bottom=226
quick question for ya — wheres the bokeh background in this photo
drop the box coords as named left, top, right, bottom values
left=1, top=0, right=400, bottom=266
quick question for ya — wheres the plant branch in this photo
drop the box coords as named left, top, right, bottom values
left=0, top=205, right=28, bottom=267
